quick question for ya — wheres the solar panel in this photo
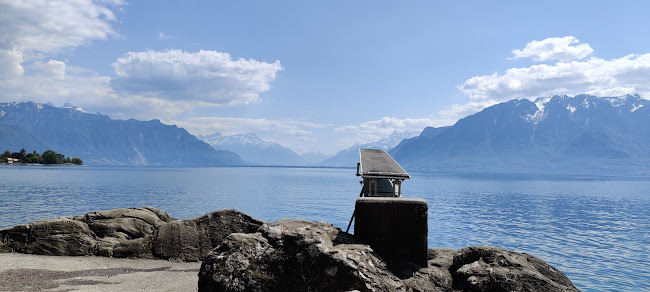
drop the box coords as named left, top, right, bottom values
left=359, top=149, right=410, bottom=179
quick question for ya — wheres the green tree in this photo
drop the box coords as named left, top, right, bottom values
left=18, top=149, right=26, bottom=162
left=42, top=150, right=58, bottom=164
left=1, top=150, right=9, bottom=158
left=71, top=157, right=83, bottom=165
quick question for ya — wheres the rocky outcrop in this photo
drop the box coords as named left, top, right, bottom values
left=0, top=207, right=263, bottom=261
left=152, top=210, right=263, bottom=261
left=1, top=218, right=96, bottom=256
left=451, top=246, right=578, bottom=292
left=1, top=208, right=579, bottom=291
left=199, top=219, right=404, bottom=291
left=198, top=219, right=580, bottom=292
left=83, top=207, right=173, bottom=258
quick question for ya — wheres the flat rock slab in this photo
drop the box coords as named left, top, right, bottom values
left=0, top=253, right=200, bottom=292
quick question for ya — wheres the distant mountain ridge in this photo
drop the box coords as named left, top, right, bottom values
left=318, top=130, right=421, bottom=167
left=299, top=149, right=331, bottom=164
left=199, top=132, right=307, bottom=166
left=0, top=122, right=48, bottom=152
left=391, top=94, right=650, bottom=174
left=0, top=101, right=243, bottom=166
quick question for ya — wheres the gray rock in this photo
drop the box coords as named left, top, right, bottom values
left=152, top=209, right=263, bottom=261
left=0, top=207, right=262, bottom=262
left=0, top=219, right=96, bottom=256
left=451, top=246, right=579, bottom=292
left=198, top=221, right=580, bottom=292
left=81, top=207, right=174, bottom=258
left=402, top=248, right=455, bottom=292
left=199, top=219, right=404, bottom=292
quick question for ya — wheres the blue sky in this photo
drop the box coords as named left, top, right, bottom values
left=2, top=1, right=650, bottom=154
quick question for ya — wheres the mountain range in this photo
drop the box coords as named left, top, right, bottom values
left=391, top=94, right=650, bottom=174
left=318, top=130, right=420, bottom=167
left=0, top=102, right=242, bottom=166
left=199, top=132, right=312, bottom=166
left=2, top=94, right=648, bottom=174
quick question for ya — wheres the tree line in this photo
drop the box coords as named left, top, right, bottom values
left=1, top=149, right=83, bottom=165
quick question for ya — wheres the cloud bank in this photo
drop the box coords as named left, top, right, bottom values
left=0, top=0, right=283, bottom=120
left=459, top=36, right=650, bottom=102
left=335, top=117, right=445, bottom=146
left=510, top=36, right=593, bottom=62
left=111, top=50, right=282, bottom=105
left=0, top=0, right=120, bottom=54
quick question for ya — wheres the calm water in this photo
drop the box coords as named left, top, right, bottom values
left=0, top=166, right=648, bottom=291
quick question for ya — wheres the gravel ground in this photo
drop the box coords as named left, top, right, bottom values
left=0, top=253, right=201, bottom=291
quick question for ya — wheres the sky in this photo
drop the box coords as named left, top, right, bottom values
left=2, top=1, right=650, bottom=154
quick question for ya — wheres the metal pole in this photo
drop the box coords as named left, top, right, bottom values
left=346, top=186, right=365, bottom=233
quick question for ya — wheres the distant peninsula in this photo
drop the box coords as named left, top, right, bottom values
left=1, top=148, right=83, bottom=165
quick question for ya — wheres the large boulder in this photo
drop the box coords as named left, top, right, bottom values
left=0, top=218, right=95, bottom=256
left=451, top=246, right=579, bottom=292
left=82, top=207, right=174, bottom=258
left=0, top=207, right=263, bottom=262
left=152, top=209, right=264, bottom=261
left=198, top=220, right=580, bottom=292
left=402, top=248, right=455, bottom=292
left=198, top=219, right=404, bottom=292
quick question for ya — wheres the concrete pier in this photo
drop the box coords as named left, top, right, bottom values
left=354, top=197, right=428, bottom=274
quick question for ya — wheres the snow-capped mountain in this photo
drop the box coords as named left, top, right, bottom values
left=391, top=94, right=650, bottom=174
left=199, top=132, right=307, bottom=166
left=299, top=149, right=331, bottom=164
left=318, top=130, right=421, bottom=167
left=0, top=101, right=243, bottom=166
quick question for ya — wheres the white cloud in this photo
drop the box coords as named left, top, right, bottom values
left=460, top=52, right=650, bottom=101
left=437, top=100, right=500, bottom=120
left=172, top=117, right=327, bottom=137
left=111, top=50, right=283, bottom=105
left=0, top=1, right=284, bottom=121
left=0, top=0, right=120, bottom=84
left=511, top=36, right=593, bottom=62
left=0, top=0, right=134, bottom=116
left=0, top=50, right=24, bottom=78
left=157, top=32, right=172, bottom=40
left=0, top=0, right=121, bottom=53
left=28, top=60, right=66, bottom=80
left=335, top=117, right=445, bottom=145
left=585, top=86, right=637, bottom=97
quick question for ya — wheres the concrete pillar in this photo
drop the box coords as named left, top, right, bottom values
left=354, top=197, right=428, bottom=274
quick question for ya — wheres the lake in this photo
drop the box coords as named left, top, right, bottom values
left=0, top=165, right=648, bottom=291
